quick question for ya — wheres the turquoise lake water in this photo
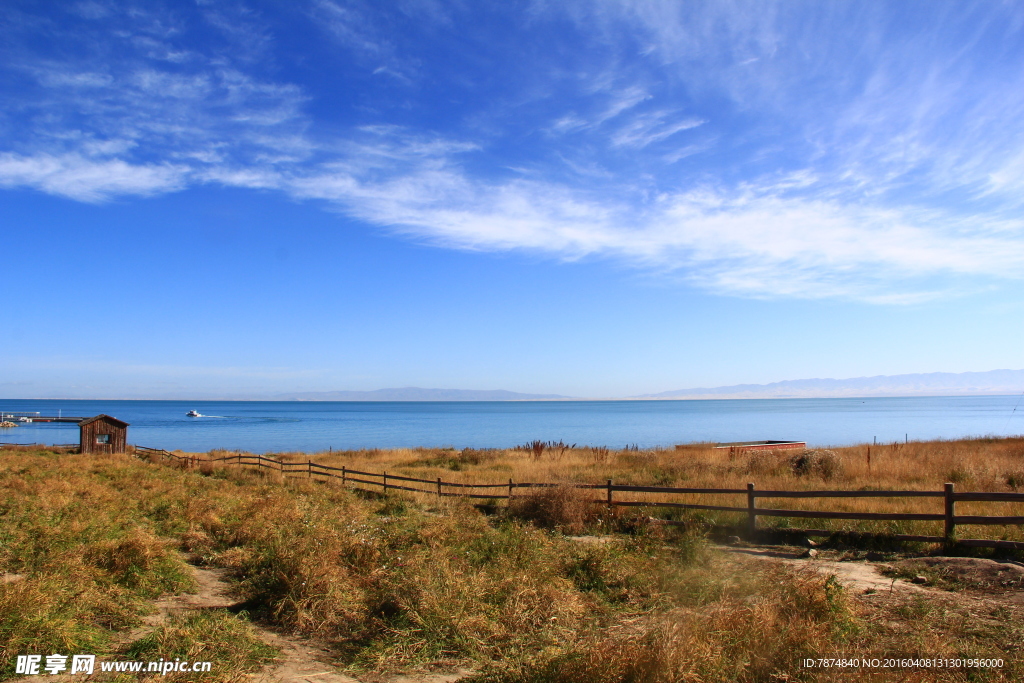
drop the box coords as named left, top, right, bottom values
left=2, top=396, right=1023, bottom=453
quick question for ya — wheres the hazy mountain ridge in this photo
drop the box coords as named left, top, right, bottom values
left=278, top=387, right=569, bottom=401
left=640, top=369, right=1024, bottom=399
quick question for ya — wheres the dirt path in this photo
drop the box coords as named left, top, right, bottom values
left=161, top=563, right=471, bottom=683
left=717, top=544, right=1024, bottom=609
left=113, top=563, right=359, bottom=683
left=718, top=546, right=935, bottom=595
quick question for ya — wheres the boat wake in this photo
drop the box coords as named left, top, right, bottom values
left=184, top=411, right=297, bottom=422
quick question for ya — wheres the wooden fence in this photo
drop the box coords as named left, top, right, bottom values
left=132, top=446, right=1024, bottom=551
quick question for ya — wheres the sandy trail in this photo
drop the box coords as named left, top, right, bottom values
left=110, top=563, right=359, bottom=683
left=718, top=546, right=934, bottom=595
left=717, top=544, right=1024, bottom=612
left=168, top=563, right=470, bottom=683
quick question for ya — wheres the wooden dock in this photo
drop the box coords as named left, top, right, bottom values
left=715, top=440, right=806, bottom=451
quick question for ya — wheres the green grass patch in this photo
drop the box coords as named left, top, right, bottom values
left=121, top=610, right=277, bottom=681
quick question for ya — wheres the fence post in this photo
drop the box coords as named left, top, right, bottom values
left=607, top=479, right=613, bottom=508
left=944, top=482, right=956, bottom=544
left=308, top=459, right=312, bottom=479
left=341, top=465, right=346, bottom=487
left=747, top=482, right=757, bottom=538
left=508, top=478, right=514, bottom=502
left=383, top=471, right=388, bottom=493
left=437, top=477, right=442, bottom=498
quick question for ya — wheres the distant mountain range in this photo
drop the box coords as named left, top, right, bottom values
left=278, top=387, right=569, bottom=401
left=6, top=371, right=1022, bottom=401
left=638, top=369, right=1024, bottom=400
left=277, top=370, right=1024, bottom=401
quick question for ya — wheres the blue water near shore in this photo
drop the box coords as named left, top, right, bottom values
left=2, top=396, right=1023, bottom=453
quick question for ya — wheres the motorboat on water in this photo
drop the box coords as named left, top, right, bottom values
left=186, top=410, right=202, bottom=417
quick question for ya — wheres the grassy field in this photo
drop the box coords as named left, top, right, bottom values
left=248, top=437, right=1024, bottom=543
left=2, top=444, right=1023, bottom=681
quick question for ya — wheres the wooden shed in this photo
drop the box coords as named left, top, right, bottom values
left=79, top=414, right=129, bottom=454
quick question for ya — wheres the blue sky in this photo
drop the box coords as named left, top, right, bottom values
left=2, top=1, right=1024, bottom=398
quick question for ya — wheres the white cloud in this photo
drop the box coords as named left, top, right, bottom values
left=987, top=148, right=1024, bottom=197
left=281, top=145, right=1024, bottom=300
left=35, top=70, right=114, bottom=88
left=0, top=153, right=187, bottom=201
left=311, top=0, right=387, bottom=56
left=594, top=86, right=650, bottom=124
left=610, top=113, right=704, bottom=148
left=3, top=114, right=1022, bottom=300
left=70, top=2, right=113, bottom=20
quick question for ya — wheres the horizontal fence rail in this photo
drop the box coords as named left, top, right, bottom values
left=133, top=446, right=1024, bottom=551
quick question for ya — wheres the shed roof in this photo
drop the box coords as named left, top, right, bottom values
left=78, top=414, right=130, bottom=428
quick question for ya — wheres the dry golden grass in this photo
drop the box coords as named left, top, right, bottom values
left=506, top=485, right=602, bottom=535
left=192, top=437, right=1024, bottom=543
left=483, top=564, right=854, bottom=683
left=4, top=447, right=1024, bottom=681
left=0, top=451, right=277, bottom=682
left=241, top=436, right=1024, bottom=491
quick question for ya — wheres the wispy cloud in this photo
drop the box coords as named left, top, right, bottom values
left=2, top=0, right=1024, bottom=303
left=310, top=0, right=389, bottom=57
left=307, top=0, right=452, bottom=79
left=283, top=150, right=1024, bottom=301
left=586, top=1, right=1024, bottom=203
left=0, top=2, right=310, bottom=198
left=610, top=112, right=704, bottom=148
left=0, top=153, right=188, bottom=201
